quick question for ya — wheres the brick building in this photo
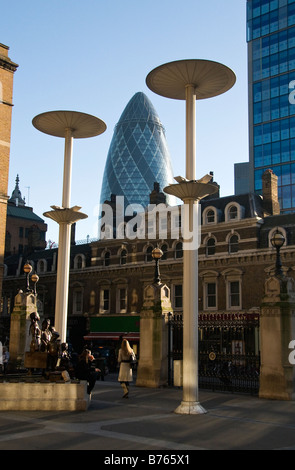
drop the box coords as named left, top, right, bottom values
left=0, top=44, right=18, bottom=302
left=2, top=170, right=294, bottom=361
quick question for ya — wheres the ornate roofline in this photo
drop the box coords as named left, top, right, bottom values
left=0, top=49, right=18, bottom=73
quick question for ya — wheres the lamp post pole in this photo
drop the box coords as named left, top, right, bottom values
left=271, top=229, right=285, bottom=277
left=33, top=110, right=106, bottom=343
left=146, top=59, right=235, bottom=414
left=152, top=247, right=163, bottom=285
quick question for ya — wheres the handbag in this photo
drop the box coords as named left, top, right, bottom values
left=129, top=353, right=137, bottom=368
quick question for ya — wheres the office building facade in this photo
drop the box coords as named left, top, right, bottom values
left=247, top=0, right=295, bottom=212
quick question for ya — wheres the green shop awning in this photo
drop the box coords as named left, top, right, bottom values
left=85, top=315, right=140, bottom=341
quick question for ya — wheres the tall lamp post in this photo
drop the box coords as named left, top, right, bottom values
left=32, top=110, right=106, bottom=343
left=146, top=59, right=235, bottom=414
left=23, top=263, right=32, bottom=292
left=271, top=229, right=285, bottom=277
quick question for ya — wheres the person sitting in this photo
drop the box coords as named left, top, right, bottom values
left=75, top=349, right=100, bottom=395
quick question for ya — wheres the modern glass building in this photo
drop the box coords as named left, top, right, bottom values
left=247, top=0, right=295, bottom=212
left=99, top=92, right=175, bottom=211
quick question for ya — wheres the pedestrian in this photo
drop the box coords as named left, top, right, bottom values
left=75, top=349, right=100, bottom=395
left=117, top=339, right=136, bottom=398
left=2, top=347, right=9, bottom=375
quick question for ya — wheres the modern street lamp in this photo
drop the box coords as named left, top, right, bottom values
left=146, top=59, right=235, bottom=414
left=271, top=228, right=285, bottom=277
left=152, top=247, right=163, bottom=285
left=33, top=110, right=106, bottom=343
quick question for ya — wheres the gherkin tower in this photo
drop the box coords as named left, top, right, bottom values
left=100, top=92, right=175, bottom=209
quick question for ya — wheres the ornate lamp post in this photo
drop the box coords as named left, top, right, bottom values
left=152, top=247, right=163, bottom=285
left=31, top=273, right=39, bottom=295
left=271, top=229, right=285, bottom=277
left=23, top=263, right=32, bottom=291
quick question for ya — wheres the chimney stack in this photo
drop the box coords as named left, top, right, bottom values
left=262, top=169, right=280, bottom=216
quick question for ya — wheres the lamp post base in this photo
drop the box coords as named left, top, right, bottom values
left=174, top=401, right=207, bottom=415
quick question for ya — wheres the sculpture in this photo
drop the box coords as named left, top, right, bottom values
left=29, top=312, right=41, bottom=353
left=41, top=319, right=52, bottom=352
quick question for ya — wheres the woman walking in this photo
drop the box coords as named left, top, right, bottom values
left=118, top=339, right=136, bottom=398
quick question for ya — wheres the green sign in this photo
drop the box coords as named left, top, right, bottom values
left=90, top=315, right=140, bottom=333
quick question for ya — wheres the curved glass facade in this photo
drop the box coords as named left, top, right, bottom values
left=248, top=0, right=295, bottom=212
left=99, top=92, right=175, bottom=210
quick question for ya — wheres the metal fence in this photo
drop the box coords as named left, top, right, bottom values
left=168, top=312, right=260, bottom=395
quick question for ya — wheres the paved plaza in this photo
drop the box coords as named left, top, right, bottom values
left=0, top=374, right=294, bottom=453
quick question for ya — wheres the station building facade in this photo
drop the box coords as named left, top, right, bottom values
left=2, top=170, right=295, bottom=359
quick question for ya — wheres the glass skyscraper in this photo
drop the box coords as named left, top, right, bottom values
left=247, top=0, right=295, bottom=212
left=100, top=92, right=175, bottom=210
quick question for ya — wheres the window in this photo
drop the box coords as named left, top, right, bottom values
left=200, top=270, right=219, bottom=311
left=145, top=245, right=153, bottom=262
left=203, top=207, right=217, bottom=225
left=228, top=206, right=238, bottom=220
left=225, top=202, right=242, bottom=222
left=206, top=238, right=216, bottom=256
left=175, top=241, right=183, bottom=259
left=37, top=259, right=47, bottom=274
left=161, top=244, right=168, bottom=260
left=229, top=281, right=240, bottom=308
left=100, top=288, right=110, bottom=313
left=116, top=287, right=127, bottom=313
left=206, top=282, right=217, bottom=309
left=174, top=284, right=183, bottom=309
left=229, top=234, right=239, bottom=254
left=120, top=249, right=127, bottom=265
left=74, top=254, right=85, bottom=269
left=206, top=210, right=215, bottom=224
left=222, top=269, right=243, bottom=310
left=73, top=289, right=83, bottom=314
left=104, top=251, right=110, bottom=267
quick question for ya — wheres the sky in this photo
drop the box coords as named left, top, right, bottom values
left=1, top=0, right=249, bottom=245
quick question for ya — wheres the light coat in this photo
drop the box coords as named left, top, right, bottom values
left=118, top=348, right=135, bottom=382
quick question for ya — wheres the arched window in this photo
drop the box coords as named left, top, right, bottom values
left=203, top=207, right=218, bottom=225
left=74, top=254, right=85, bottom=269
left=37, top=259, right=47, bottom=274
left=175, top=241, right=183, bottom=259
left=145, top=245, right=153, bottom=262
left=120, top=249, right=127, bottom=265
left=206, top=209, right=215, bottom=224
left=228, top=205, right=238, bottom=220
left=206, top=238, right=216, bottom=256
left=104, top=251, right=110, bottom=267
left=161, top=244, right=168, bottom=260
left=229, top=234, right=239, bottom=253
